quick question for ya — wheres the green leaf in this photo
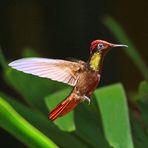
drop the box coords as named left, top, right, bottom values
left=103, top=16, right=148, bottom=81
left=0, top=97, right=58, bottom=148
left=95, top=83, right=134, bottom=148
left=45, top=87, right=76, bottom=132
left=0, top=92, right=85, bottom=148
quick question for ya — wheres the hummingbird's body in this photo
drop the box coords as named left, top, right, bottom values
left=9, top=40, right=127, bottom=121
left=48, top=60, right=100, bottom=120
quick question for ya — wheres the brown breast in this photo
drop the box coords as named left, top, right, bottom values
left=74, top=70, right=100, bottom=96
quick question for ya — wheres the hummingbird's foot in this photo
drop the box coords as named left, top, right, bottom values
left=84, top=96, right=91, bottom=105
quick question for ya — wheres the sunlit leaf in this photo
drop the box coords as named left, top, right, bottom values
left=95, top=83, right=134, bottom=148
left=0, top=97, right=58, bottom=148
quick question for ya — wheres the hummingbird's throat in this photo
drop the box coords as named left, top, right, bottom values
left=89, top=52, right=103, bottom=72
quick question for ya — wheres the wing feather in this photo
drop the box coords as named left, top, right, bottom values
left=8, top=57, right=85, bottom=86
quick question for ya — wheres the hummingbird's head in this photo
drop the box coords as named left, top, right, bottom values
left=90, top=39, right=128, bottom=54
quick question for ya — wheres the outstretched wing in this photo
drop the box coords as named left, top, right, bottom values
left=8, top=58, right=85, bottom=86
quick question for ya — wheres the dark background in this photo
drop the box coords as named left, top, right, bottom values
left=0, top=0, right=148, bottom=147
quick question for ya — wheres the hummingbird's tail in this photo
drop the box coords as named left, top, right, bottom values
left=48, top=94, right=81, bottom=121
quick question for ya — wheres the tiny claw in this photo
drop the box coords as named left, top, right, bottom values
left=84, top=96, right=91, bottom=105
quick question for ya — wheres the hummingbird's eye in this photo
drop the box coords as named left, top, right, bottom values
left=97, top=43, right=104, bottom=50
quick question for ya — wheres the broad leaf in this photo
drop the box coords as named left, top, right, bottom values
left=95, top=83, right=134, bottom=148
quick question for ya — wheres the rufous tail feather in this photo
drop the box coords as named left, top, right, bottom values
left=48, top=95, right=81, bottom=121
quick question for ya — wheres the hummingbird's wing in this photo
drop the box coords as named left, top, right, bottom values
left=9, top=58, right=85, bottom=86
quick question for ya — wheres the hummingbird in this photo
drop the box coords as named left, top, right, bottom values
left=9, top=40, right=127, bottom=121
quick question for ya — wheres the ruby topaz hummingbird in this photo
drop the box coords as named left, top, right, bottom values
left=9, top=40, right=127, bottom=121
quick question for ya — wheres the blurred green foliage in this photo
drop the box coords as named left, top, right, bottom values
left=0, top=17, right=148, bottom=148
left=103, top=17, right=148, bottom=81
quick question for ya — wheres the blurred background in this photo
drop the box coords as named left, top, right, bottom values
left=0, top=0, right=147, bottom=147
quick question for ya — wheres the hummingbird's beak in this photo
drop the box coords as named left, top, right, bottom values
left=111, top=44, right=128, bottom=48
